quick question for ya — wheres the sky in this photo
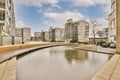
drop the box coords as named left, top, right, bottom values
left=14, top=0, right=111, bottom=34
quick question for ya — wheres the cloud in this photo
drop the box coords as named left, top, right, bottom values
left=60, top=0, right=110, bottom=8
left=101, top=0, right=111, bottom=15
left=15, top=0, right=58, bottom=7
left=43, top=11, right=86, bottom=27
left=72, top=0, right=95, bottom=7
left=51, top=4, right=61, bottom=9
left=96, top=18, right=108, bottom=27
left=16, top=21, right=27, bottom=28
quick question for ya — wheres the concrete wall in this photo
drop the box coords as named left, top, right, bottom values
left=116, top=0, right=120, bottom=53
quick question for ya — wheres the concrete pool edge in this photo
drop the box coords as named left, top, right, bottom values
left=0, top=44, right=68, bottom=64
left=0, top=44, right=117, bottom=80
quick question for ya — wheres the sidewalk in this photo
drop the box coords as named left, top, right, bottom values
left=97, top=46, right=116, bottom=54
left=0, top=57, right=16, bottom=80
left=92, top=54, right=120, bottom=80
left=76, top=45, right=116, bottom=54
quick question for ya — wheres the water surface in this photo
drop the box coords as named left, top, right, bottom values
left=17, top=46, right=112, bottom=80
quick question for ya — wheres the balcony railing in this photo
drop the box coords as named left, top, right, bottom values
left=0, top=3, right=5, bottom=9
left=0, top=10, right=5, bottom=21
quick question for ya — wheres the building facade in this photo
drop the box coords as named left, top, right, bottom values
left=22, top=28, right=31, bottom=42
left=108, top=0, right=116, bottom=43
left=65, top=19, right=74, bottom=42
left=77, top=20, right=89, bottom=42
left=0, top=0, right=15, bottom=36
left=44, top=31, right=49, bottom=42
left=65, top=19, right=89, bottom=42
left=54, top=28, right=64, bottom=42
left=0, top=0, right=15, bottom=46
left=49, top=27, right=64, bottom=42
left=15, top=27, right=31, bottom=43
left=34, top=32, right=42, bottom=41
left=49, top=27, right=55, bottom=42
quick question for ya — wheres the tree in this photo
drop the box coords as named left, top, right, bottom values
left=90, top=20, right=100, bottom=44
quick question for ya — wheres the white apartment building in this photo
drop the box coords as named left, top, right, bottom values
left=44, top=31, right=49, bottom=42
left=54, top=28, right=64, bottom=42
left=16, top=27, right=31, bottom=43
left=77, top=20, right=89, bottom=42
left=0, top=0, right=15, bottom=46
left=108, top=0, right=116, bottom=43
left=65, top=19, right=89, bottom=42
left=0, top=0, right=15, bottom=36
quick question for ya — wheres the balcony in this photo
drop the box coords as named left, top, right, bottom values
left=0, top=0, right=5, bottom=9
left=0, top=10, right=5, bottom=22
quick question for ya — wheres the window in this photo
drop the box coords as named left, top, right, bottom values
left=111, top=19, right=115, bottom=28
left=0, top=10, right=5, bottom=20
left=111, top=2, right=116, bottom=12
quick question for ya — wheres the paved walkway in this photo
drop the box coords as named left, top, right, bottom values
left=0, top=57, right=16, bottom=80
left=76, top=45, right=115, bottom=54
left=97, top=46, right=116, bottom=54
left=92, top=54, right=120, bottom=80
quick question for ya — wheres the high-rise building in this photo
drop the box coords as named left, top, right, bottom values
left=54, top=28, right=64, bottom=42
left=44, top=31, right=49, bottom=42
left=15, top=27, right=31, bottom=43
left=77, top=20, right=89, bottom=42
left=34, top=32, right=42, bottom=41
left=65, top=19, right=74, bottom=42
left=0, top=0, right=15, bottom=36
left=49, top=27, right=55, bottom=42
left=108, top=0, right=116, bottom=43
left=0, top=0, right=15, bottom=46
left=65, top=19, right=89, bottom=42
left=22, top=28, right=31, bottom=42
left=49, top=27, right=64, bottom=42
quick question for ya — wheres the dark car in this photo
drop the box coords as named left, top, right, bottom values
left=101, top=43, right=109, bottom=48
left=110, top=43, right=116, bottom=48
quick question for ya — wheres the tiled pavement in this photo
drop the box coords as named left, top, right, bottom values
left=0, top=57, right=16, bottom=80
left=92, top=54, right=120, bottom=80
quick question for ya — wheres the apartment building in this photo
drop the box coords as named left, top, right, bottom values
left=65, top=19, right=74, bottom=42
left=0, top=0, right=15, bottom=45
left=77, top=20, right=89, bottom=42
left=44, top=31, right=49, bottom=42
left=54, top=28, right=64, bottom=42
left=49, top=27, right=55, bottom=42
left=108, top=0, right=116, bottom=43
left=65, top=19, right=89, bottom=42
left=34, top=32, right=41, bottom=41
left=16, top=27, right=31, bottom=43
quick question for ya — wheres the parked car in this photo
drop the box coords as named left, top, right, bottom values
left=101, top=43, right=109, bottom=48
left=110, top=43, right=116, bottom=48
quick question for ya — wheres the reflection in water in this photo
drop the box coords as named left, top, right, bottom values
left=65, top=50, right=88, bottom=63
left=17, top=46, right=112, bottom=80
